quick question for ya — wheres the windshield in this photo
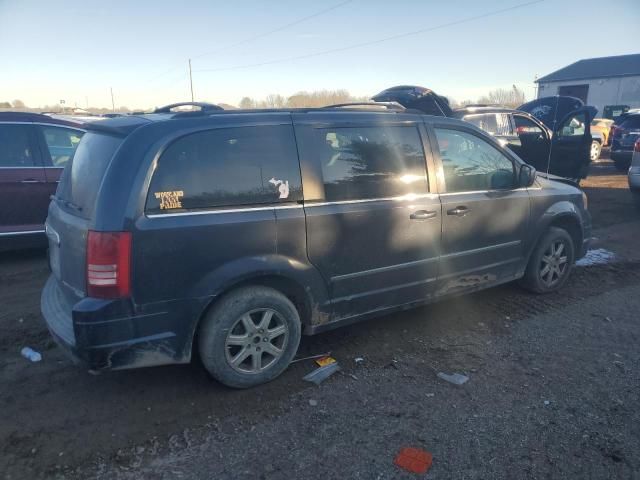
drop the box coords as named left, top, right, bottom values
left=56, top=132, right=123, bottom=219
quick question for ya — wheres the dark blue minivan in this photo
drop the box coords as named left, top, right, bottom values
left=42, top=103, right=591, bottom=388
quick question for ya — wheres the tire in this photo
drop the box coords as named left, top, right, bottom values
left=519, top=227, right=575, bottom=294
left=198, top=286, right=301, bottom=388
left=590, top=140, right=601, bottom=162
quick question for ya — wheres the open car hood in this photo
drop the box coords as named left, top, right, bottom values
left=371, top=85, right=453, bottom=117
left=518, top=96, right=596, bottom=131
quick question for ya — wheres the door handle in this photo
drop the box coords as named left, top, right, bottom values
left=447, top=206, right=470, bottom=217
left=410, top=210, right=437, bottom=220
left=20, top=179, right=40, bottom=184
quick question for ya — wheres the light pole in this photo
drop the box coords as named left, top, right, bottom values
left=188, top=59, right=194, bottom=102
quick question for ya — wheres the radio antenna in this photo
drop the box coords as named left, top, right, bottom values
left=546, top=95, right=560, bottom=176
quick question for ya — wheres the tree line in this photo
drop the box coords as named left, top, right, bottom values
left=1, top=86, right=528, bottom=113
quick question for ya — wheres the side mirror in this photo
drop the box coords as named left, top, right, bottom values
left=519, top=164, right=536, bottom=187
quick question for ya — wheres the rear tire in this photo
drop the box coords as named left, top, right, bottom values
left=198, top=286, right=301, bottom=388
left=519, top=227, right=575, bottom=294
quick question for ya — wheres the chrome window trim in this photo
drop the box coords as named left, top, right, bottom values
left=0, top=121, right=85, bottom=132
left=305, top=193, right=439, bottom=207
left=146, top=204, right=303, bottom=218
left=0, top=166, right=64, bottom=169
left=0, top=229, right=45, bottom=237
left=439, top=187, right=534, bottom=196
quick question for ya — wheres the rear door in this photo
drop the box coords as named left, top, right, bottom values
left=429, top=124, right=530, bottom=295
left=549, top=107, right=595, bottom=179
left=295, top=115, right=442, bottom=321
left=0, top=123, right=48, bottom=235
left=47, top=132, right=123, bottom=295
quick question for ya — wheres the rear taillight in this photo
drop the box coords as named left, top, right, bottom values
left=86, top=231, right=131, bottom=298
left=635, top=139, right=640, bottom=153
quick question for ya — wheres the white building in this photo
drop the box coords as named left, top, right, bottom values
left=536, top=54, right=640, bottom=118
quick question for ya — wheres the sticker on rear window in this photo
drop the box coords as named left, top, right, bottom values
left=154, top=190, right=184, bottom=209
left=268, top=178, right=290, bottom=199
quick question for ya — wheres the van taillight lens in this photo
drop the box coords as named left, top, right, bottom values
left=635, top=139, right=640, bottom=153
left=87, top=231, right=131, bottom=298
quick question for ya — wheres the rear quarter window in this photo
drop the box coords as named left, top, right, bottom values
left=146, top=125, right=301, bottom=214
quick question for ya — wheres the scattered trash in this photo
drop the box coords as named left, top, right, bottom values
left=21, top=347, right=42, bottom=362
left=543, top=400, right=550, bottom=406
left=613, top=360, right=625, bottom=371
left=18, top=318, right=24, bottom=323
left=354, top=357, right=364, bottom=364
left=308, top=399, right=318, bottom=407
left=437, top=372, right=469, bottom=385
left=576, top=248, right=615, bottom=267
left=505, top=316, right=511, bottom=320
left=303, top=362, right=341, bottom=385
left=426, top=393, right=435, bottom=397
left=387, top=359, right=400, bottom=370
left=394, top=447, right=433, bottom=474
left=315, top=355, right=336, bottom=367
left=290, top=352, right=331, bottom=364
left=347, top=373, right=358, bottom=380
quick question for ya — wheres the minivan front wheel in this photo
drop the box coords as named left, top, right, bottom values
left=198, top=286, right=301, bottom=388
left=520, top=227, right=575, bottom=294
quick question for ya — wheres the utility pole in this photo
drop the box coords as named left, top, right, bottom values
left=188, top=59, right=194, bottom=102
left=110, top=87, right=115, bottom=112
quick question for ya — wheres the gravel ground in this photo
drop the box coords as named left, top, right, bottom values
left=1, top=163, right=639, bottom=479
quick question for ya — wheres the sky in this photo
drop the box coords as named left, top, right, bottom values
left=1, top=0, right=639, bottom=110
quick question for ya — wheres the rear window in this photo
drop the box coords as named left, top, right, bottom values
left=56, top=132, right=122, bottom=218
left=620, top=115, right=640, bottom=129
left=146, top=125, right=301, bottom=214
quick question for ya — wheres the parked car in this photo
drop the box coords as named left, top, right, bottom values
left=629, top=139, right=640, bottom=206
left=374, top=87, right=596, bottom=181
left=611, top=112, right=640, bottom=171
left=591, top=118, right=614, bottom=146
left=41, top=102, right=591, bottom=388
left=0, top=112, right=84, bottom=251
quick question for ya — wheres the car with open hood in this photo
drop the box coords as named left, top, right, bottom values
left=374, top=86, right=597, bottom=181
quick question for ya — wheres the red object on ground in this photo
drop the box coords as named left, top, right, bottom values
left=394, top=447, right=433, bottom=474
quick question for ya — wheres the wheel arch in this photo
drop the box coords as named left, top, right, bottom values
left=187, top=256, right=330, bottom=360
left=525, top=205, right=584, bottom=268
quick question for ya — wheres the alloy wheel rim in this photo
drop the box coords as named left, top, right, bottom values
left=539, top=240, right=568, bottom=287
left=225, top=308, right=288, bottom=374
left=590, top=142, right=599, bottom=161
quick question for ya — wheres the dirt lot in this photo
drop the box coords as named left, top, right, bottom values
left=1, top=161, right=639, bottom=479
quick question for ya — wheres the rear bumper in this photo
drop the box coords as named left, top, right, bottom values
left=41, top=276, right=202, bottom=371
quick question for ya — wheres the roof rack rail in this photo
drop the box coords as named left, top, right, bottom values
left=153, top=102, right=223, bottom=114
left=321, top=101, right=406, bottom=112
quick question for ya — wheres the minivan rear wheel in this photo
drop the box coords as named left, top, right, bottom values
left=519, top=227, right=575, bottom=294
left=198, top=286, right=301, bottom=388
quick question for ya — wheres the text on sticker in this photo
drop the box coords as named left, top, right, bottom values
left=155, top=191, right=184, bottom=209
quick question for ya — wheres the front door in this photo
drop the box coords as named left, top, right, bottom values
left=0, top=123, right=48, bottom=235
left=549, top=107, right=596, bottom=179
left=430, top=125, right=530, bottom=296
left=295, top=117, right=442, bottom=321
left=511, top=114, right=551, bottom=172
